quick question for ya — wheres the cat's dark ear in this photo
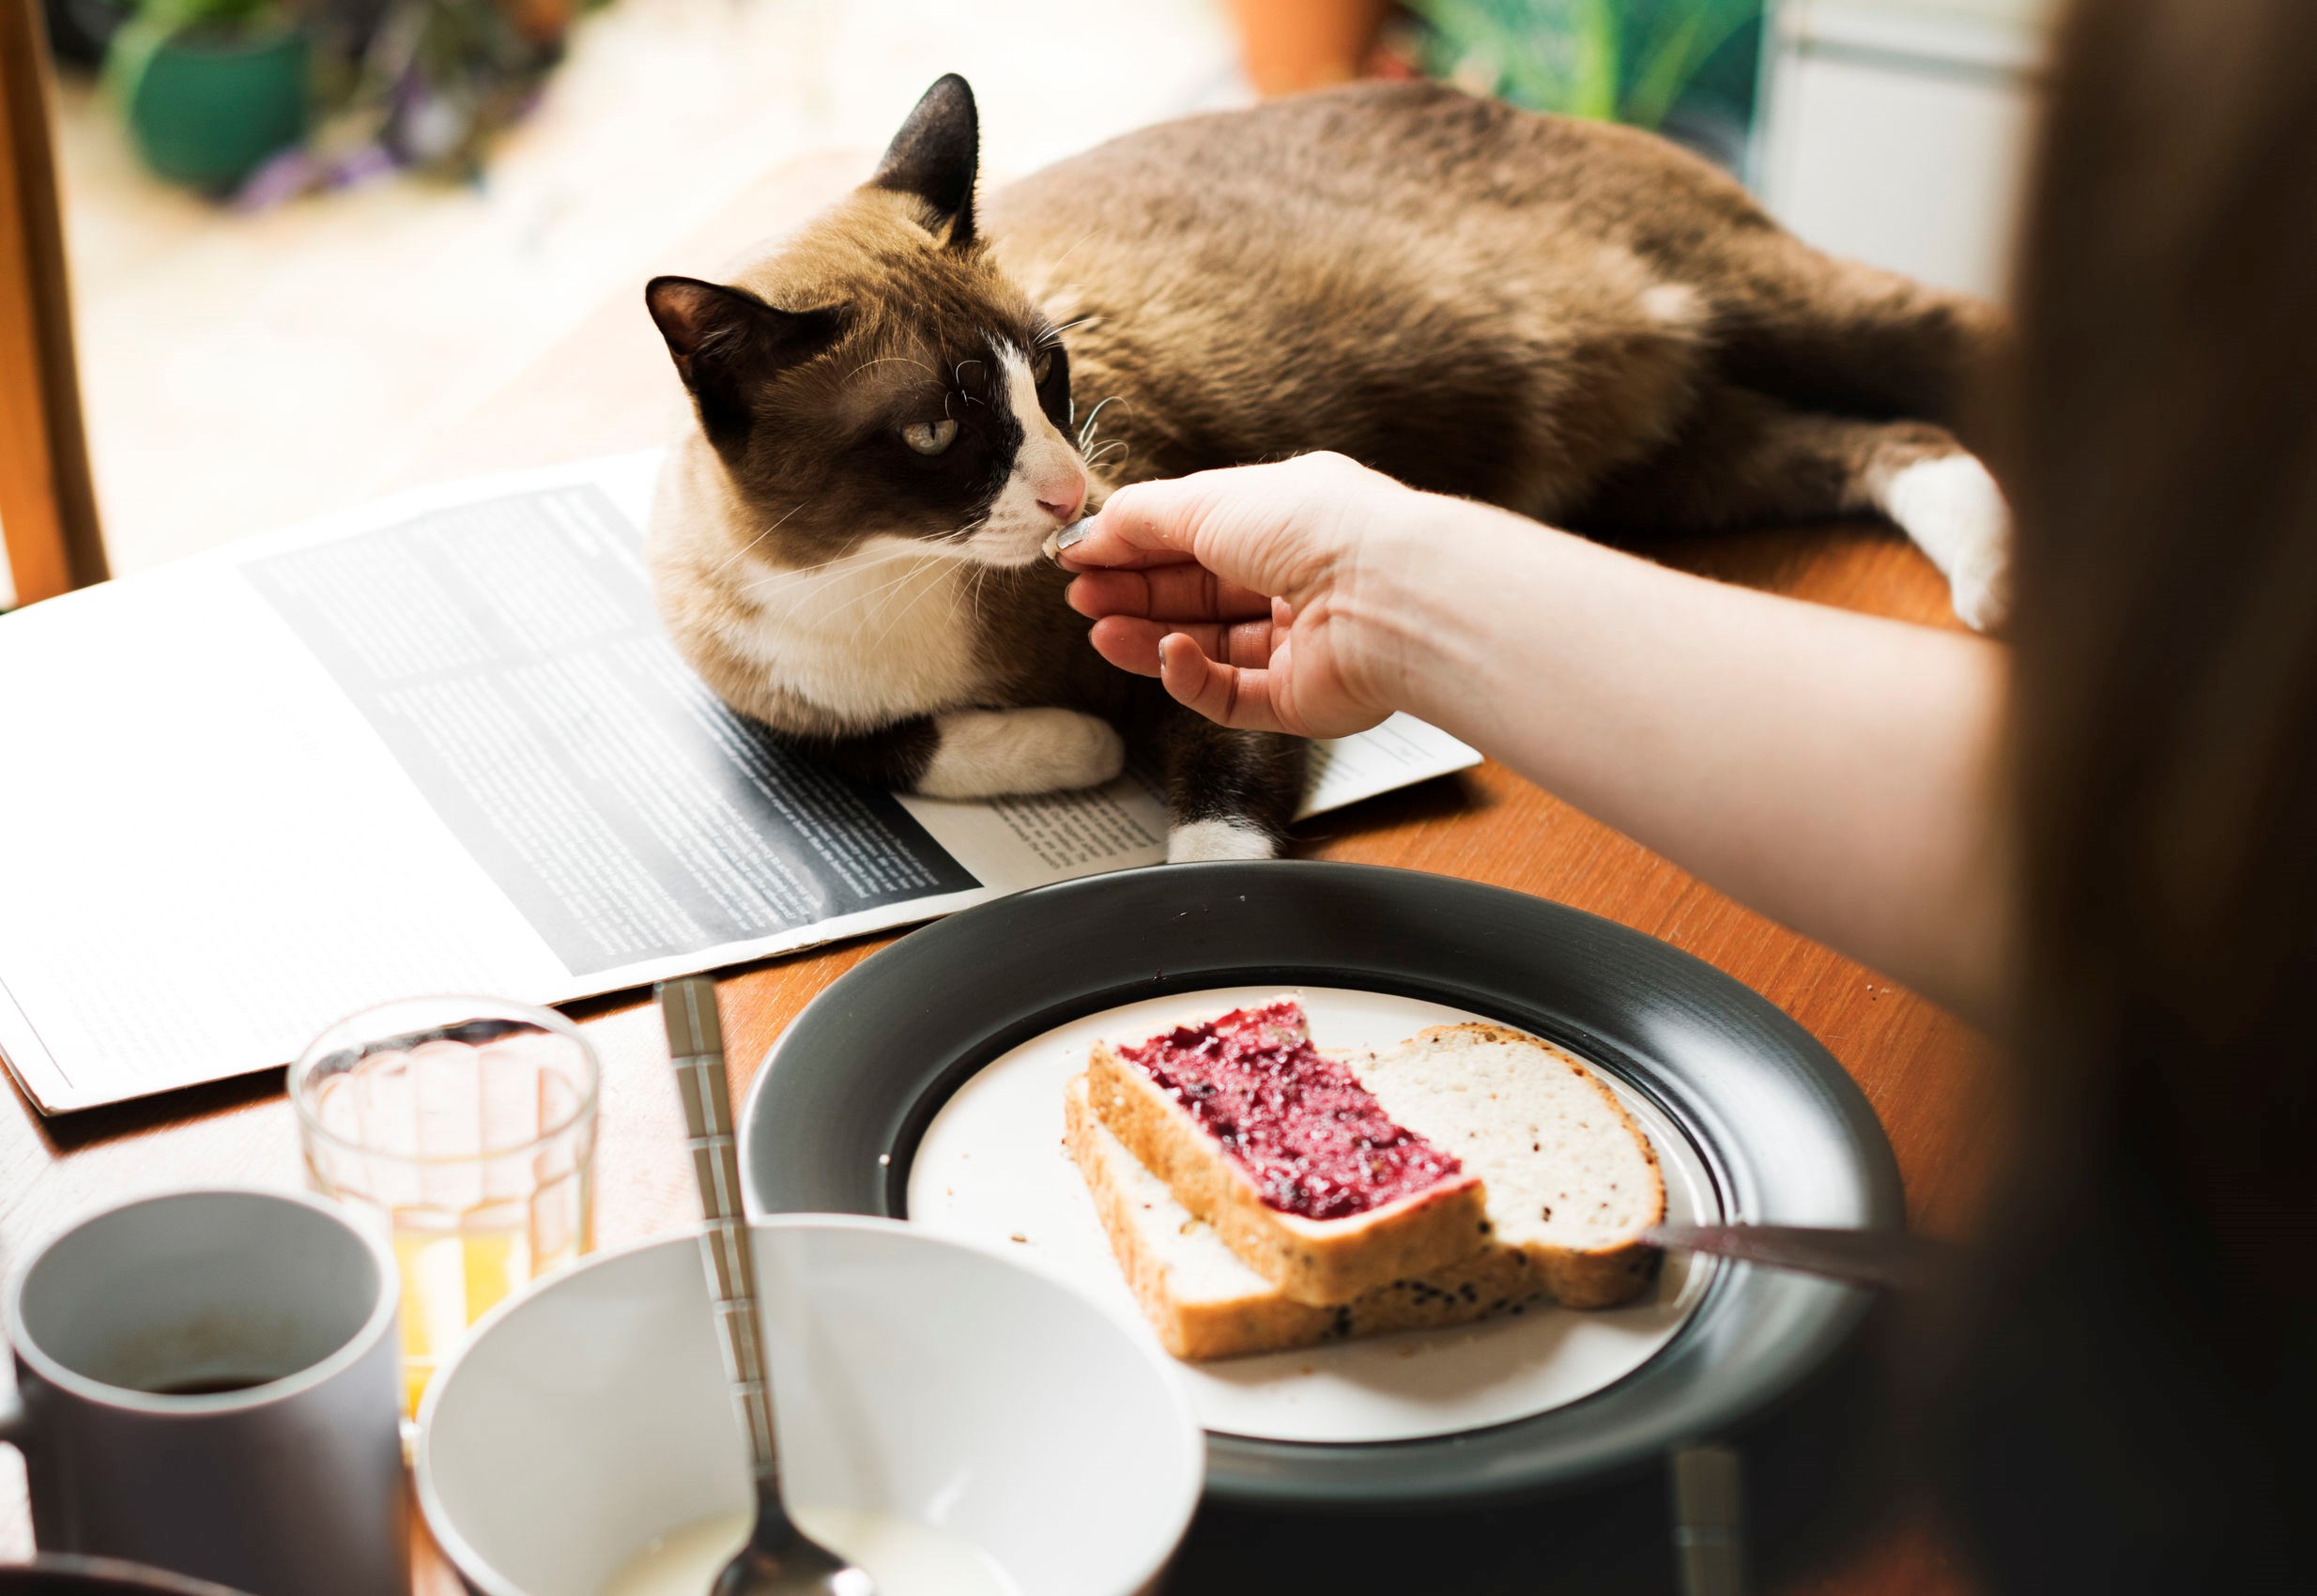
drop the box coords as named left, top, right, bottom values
left=871, top=74, right=979, bottom=247
left=645, top=276, right=842, bottom=447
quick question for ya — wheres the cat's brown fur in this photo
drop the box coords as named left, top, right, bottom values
left=647, top=76, right=2009, bottom=859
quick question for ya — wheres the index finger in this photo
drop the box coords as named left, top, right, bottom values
left=1066, top=565, right=1272, bottom=623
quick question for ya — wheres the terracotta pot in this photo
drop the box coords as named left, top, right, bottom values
left=1226, top=0, right=1391, bottom=97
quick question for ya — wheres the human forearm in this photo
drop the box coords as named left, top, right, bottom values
left=1361, top=509, right=2010, bottom=1019
left=1063, top=456, right=2011, bottom=1019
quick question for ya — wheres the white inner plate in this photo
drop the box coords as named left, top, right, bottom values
left=908, top=985, right=1719, bottom=1446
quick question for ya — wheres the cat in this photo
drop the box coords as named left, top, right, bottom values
left=645, top=74, right=2010, bottom=861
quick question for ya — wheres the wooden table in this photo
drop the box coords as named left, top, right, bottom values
left=0, top=155, right=1996, bottom=1594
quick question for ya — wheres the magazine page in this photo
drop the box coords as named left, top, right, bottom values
left=0, top=453, right=1477, bottom=1113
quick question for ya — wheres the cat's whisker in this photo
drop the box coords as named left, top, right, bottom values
left=857, top=543, right=965, bottom=644
left=845, top=356, right=938, bottom=387
left=1047, top=229, right=1101, bottom=272
left=732, top=552, right=886, bottom=600
left=855, top=529, right=977, bottom=596
left=830, top=524, right=983, bottom=623
left=853, top=569, right=935, bottom=631
left=708, top=500, right=811, bottom=576
left=863, top=584, right=938, bottom=655
left=1076, top=394, right=1128, bottom=453
left=735, top=538, right=946, bottom=602
left=799, top=557, right=951, bottom=631
left=736, top=540, right=917, bottom=590
left=1042, top=315, right=1098, bottom=349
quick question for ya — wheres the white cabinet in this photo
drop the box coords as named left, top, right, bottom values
left=1756, top=0, right=2054, bottom=299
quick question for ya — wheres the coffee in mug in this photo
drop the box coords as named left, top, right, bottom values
left=0, top=1188, right=408, bottom=1596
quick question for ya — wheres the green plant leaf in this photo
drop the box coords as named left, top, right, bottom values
left=1571, top=0, right=1619, bottom=120
left=1623, top=0, right=1757, bottom=130
left=1401, top=0, right=1758, bottom=130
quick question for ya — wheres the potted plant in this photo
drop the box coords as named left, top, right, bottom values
left=103, top=0, right=310, bottom=192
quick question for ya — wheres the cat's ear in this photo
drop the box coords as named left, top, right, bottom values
left=871, top=74, right=979, bottom=247
left=645, top=276, right=842, bottom=446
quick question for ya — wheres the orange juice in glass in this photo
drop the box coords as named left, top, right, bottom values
left=292, top=997, right=599, bottom=1415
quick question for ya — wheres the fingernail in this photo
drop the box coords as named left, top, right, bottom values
left=1055, top=516, right=1095, bottom=552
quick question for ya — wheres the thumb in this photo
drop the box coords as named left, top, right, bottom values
left=1057, top=474, right=1228, bottom=572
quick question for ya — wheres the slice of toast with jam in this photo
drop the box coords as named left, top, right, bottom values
left=1083, top=999, right=1495, bottom=1306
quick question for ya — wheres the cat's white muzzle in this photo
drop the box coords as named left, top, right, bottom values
left=956, top=523, right=1056, bottom=569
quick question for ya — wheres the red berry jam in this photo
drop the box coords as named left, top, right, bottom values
left=1118, top=1000, right=1463, bottom=1220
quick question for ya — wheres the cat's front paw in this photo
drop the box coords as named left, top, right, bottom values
left=915, top=709, right=1126, bottom=799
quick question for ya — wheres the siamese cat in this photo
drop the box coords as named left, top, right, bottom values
left=646, top=75, right=2009, bottom=861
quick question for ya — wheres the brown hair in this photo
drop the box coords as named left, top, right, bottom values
left=2010, top=0, right=2317, bottom=1190
left=1942, top=0, right=2317, bottom=1583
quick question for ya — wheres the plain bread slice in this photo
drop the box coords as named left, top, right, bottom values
left=1345, top=1022, right=1664, bottom=1309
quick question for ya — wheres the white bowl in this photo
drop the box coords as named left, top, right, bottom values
left=417, top=1216, right=1204, bottom=1596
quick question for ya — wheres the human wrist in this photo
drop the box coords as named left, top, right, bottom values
left=1337, top=493, right=1535, bottom=731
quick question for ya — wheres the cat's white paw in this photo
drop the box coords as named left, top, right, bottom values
left=1881, top=453, right=2014, bottom=633
left=916, top=708, right=1125, bottom=799
left=1167, top=818, right=1279, bottom=863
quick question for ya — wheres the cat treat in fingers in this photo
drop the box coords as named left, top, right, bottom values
left=1083, top=999, right=1495, bottom=1305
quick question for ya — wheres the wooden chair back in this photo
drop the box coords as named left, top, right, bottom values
left=0, top=0, right=105, bottom=606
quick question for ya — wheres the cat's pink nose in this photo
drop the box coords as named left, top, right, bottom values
left=1036, top=472, right=1087, bottom=524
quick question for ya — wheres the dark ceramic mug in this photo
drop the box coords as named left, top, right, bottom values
left=0, top=1553, right=255, bottom=1593
left=0, top=1189, right=407, bottom=1596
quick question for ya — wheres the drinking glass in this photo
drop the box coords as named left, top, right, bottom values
left=291, top=995, right=599, bottom=1415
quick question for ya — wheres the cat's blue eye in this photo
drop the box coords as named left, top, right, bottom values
left=902, top=419, right=959, bottom=456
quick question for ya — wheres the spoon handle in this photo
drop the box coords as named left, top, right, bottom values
left=659, top=978, right=777, bottom=1481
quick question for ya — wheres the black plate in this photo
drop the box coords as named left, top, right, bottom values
left=740, top=860, right=1901, bottom=1509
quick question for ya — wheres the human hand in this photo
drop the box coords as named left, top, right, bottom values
left=1059, top=452, right=1442, bottom=739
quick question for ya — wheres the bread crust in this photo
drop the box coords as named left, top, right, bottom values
left=1085, top=1038, right=1495, bottom=1306
left=1065, top=1074, right=1547, bottom=1359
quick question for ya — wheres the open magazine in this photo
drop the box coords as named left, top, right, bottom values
left=0, top=453, right=1478, bottom=1113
